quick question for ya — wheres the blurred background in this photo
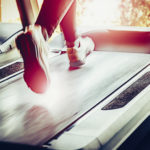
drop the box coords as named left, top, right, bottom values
left=0, top=0, right=150, bottom=39
left=0, top=0, right=150, bottom=26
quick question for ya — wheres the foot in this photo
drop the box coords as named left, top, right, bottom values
left=16, top=25, right=50, bottom=93
left=67, top=37, right=95, bottom=68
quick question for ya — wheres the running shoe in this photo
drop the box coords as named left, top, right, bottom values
left=67, top=36, right=95, bottom=68
left=16, top=25, right=50, bottom=93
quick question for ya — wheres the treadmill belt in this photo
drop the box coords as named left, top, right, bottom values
left=102, top=71, right=150, bottom=110
left=1, top=51, right=150, bottom=145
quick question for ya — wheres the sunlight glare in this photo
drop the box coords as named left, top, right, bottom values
left=79, top=0, right=121, bottom=27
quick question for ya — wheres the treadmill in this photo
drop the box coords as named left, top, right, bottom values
left=1, top=1, right=150, bottom=150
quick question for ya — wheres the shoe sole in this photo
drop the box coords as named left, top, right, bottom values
left=16, top=30, right=50, bottom=93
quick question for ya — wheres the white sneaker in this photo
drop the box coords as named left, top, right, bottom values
left=16, top=25, right=50, bottom=93
left=67, top=37, right=95, bottom=68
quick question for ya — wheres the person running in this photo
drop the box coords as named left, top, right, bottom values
left=16, top=0, right=95, bottom=93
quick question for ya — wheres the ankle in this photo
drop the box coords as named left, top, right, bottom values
left=25, top=25, right=49, bottom=41
left=66, top=41, right=75, bottom=48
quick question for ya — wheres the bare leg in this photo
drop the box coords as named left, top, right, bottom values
left=35, top=0, right=74, bottom=38
left=60, top=0, right=77, bottom=47
left=59, top=0, right=95, bottom=68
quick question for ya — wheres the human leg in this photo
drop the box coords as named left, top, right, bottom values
left=35, top=0, right=74, bottom=38
left=60, top=0, right=95, bottom=68
left=60, top=0, right=77, bottom=47
left=16, top=0, right=74, bottom=93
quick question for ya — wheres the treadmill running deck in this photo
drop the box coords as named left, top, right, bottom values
left=0, top=51, right=150, bottom=146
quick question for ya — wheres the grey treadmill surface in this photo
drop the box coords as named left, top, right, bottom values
left=0, top=50, right=150, bottom=146
left=0, top=26, right=150, bottom=148
left=0, top=23, right=22, bottom=44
